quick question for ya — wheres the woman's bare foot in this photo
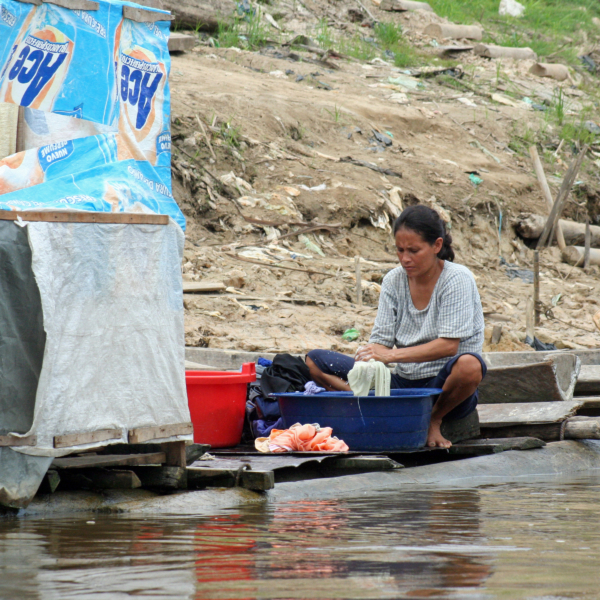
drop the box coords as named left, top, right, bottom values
left=427, top=420, right=452, bottom=449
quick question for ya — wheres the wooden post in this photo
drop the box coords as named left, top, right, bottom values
left=538, top=146, right=589, bottom=249
left=355, top=256, right=362, bottom=306
left=529, top=146, right=566, bottom=251
left=161, top=441, right=187, bottom=468
left=584, top=217, right=591, bottom=270
left=533, top=250, right=540, bottom=326
left=526, top=297, right=535, bottom=342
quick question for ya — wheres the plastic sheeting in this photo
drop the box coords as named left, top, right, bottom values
left=0, top=0, right=180, bottom=225
left=11, top=219, right=191, bottom=456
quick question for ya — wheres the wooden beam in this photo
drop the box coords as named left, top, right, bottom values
left=123, top=5, right=173, bottom=21
left=54, top=429, right=122, bottom=449
left=53, top=452, right=166, bottom=469
left=59, top=469, right=142, bottom=490
left=449, top=437, right=546, bottom=455
left=133, top=466, right=187, bottom=489
left=47, top=0, right=99, bottom=10
left=161, top=441, right=187, bottom=468
left=182, top=281, right=226, bottom=293
left=0, top=210, right=168, bottom=225
left=480, top=423, right=564, bottom=442
left=323, top=456, right=403, bottom=471
left=128, top=422, right=193, bottom=444
left=0, top=434, right=36, bottom=447
left=187, top=467, right=275, bottom=491
left=478, top=401, right=583, bottom=427
left=564, top=417, right=600, bottom=440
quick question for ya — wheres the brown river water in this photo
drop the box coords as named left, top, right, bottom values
left=1, top=475, right=600, bottom=600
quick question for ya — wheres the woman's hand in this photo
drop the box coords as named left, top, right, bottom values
left=355, top=344, right=396, bottom=364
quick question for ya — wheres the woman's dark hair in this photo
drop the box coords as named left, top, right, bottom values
left=393, top=205, right=455, bottom=262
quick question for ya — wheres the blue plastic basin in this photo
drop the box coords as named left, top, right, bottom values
left=272, top=388, right=442, bottom=451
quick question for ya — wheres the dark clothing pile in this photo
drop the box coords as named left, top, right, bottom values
left=244, top=354, right=310, bottom=440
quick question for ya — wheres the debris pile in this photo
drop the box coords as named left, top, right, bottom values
left=167, top=0, right=600, bottom=353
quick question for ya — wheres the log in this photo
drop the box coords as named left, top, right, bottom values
left=564, top=417, right=600, bottom=440
left=474, top=44, right=536, bottom=60
left=380, top=0, right=433, bottom=11
left=423, top=24, right=483, bottom=41
left=160, top=0, right=236, bottom=30
left=515, top=214, right=600, bottom=248
left=561, top=246, right=600, bottom=267
left=529, top=63, right=570, bottom=82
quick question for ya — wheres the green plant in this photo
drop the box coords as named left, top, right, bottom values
left=554, top=87, right=565, bottom=126
left=315, top=18, right=335, bottom=50
left=324, top=104, right=343, bottom=123
left=374, top=22, right=401, bottom=50
left=339, top=35, right=377, bottom=61
left=215, top=9, right=271, bottom=50
left=219, top=120, right=242, bottom=148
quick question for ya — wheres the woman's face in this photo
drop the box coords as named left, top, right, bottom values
left=395, top=227, right=443, bottom=277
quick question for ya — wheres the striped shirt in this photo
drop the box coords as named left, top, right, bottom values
left=369, top=261, right=485, bottom=379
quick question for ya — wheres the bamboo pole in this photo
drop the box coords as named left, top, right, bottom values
left=584, top=217, right=591, bottom=270
left=528, top=146, right=566, bottom=251
left=538, top=146, right=589, bottom=249
left=355, top=256, right=362, bottom=306
left=533, top=250, right=540, bottom=326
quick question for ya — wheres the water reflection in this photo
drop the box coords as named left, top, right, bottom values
left=1, top=477, right=600, bottom=599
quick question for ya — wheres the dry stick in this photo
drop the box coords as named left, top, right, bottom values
left=584, top=217, right=591, bottom=270
left=529, top=146, right=566, bottom=251
left=533, top=250, right=540, bottom=326
left=355, top=256, right=362, bottom=306
left=196, top=115, right=216, bottom=161
left=537, top=146, right=589, bottom=249
left=356, top=0, right=378, bottom=23
left=226, top=252, right=336, bottom=278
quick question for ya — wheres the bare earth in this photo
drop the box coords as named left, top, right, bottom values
left=168, top=4, right=600, bottom=356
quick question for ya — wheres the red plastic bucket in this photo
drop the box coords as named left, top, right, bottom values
left=185, top=362, right=256, bottom=448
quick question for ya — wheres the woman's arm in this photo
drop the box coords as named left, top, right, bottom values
left=355, top=338, right=459, bottom=364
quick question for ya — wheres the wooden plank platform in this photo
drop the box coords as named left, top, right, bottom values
left=128, top=422, right=193, bottom=444
left=54, top=428, right=121, bottom=449
left=0, top=434, right=36, bottom=447
left=479, top=354, right=579, bottom=403
left=0, top=210, right=168, bottom=225
left=52, top=452, right=166, bottom=469
left=575, top=366, right=600, bottom=395
left=448, top=437, right=546, bottom=455
left=477, top=400, right=584, bottom=427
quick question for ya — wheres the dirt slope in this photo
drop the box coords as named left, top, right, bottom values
left=169, top=2, right=600, bottom=354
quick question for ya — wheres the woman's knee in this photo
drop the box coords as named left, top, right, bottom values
left=452, top=354, right=483, bottom=386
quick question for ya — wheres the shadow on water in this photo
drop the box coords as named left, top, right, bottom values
left=1, top=475, right=600, bottom=599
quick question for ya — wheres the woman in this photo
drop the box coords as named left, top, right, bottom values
left=306, top=205, right=486, bottom=449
